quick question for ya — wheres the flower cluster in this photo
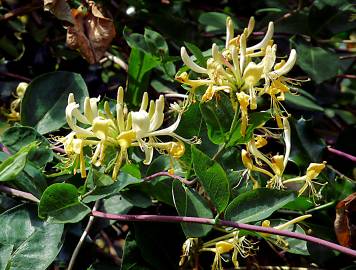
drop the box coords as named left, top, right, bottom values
left=177, top=17, right=326, bottom=198
left=60, top=87, right=197, bottom=179
left=177, top=16, right=297, bottom=132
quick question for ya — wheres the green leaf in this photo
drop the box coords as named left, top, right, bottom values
left=2, top=126, right=53, bottom=167
left=121, top=231, right=151, bottom=270
left=0, top=204, right=64, bottom=270
left=200, top=94, right=234, bottom=144
left=289, top=118, right=325, bottom=166
left=225, top=188, right=296, bottom=223
left=126, top=48, right=160, bottom=106
left=123, top=27, right=149, bottom=53
left=172, top=181, right=213, bottom=237
left=285, top=93, right=324, bottom=112
left=39, top=183, right=90, bottom=223
left=227, top=112, right=271, bottom=146
left=0, top=244, right=13, bottom=270
left=284, top=196, right=314, bottom=211
left=82, top=171, right=142, bottom=203
left=0, top=142, right=36, bottom=182
left=294, top=43, right=340, bottom=84
left=198, top=12, right=233, bottom=32
left=144, top=28, right=168, bottom=56
left=192, top=146, right=230, bottom=213
left=184, top=42, right=206, bottom=68
left=21, top=71, right=89, bottom=134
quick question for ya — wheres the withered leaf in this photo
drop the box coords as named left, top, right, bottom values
left=66, top=2, right=116, bottom=64
left=334, top=193, right=356, bottom=248
left=44, top=0, right=74, bottom=24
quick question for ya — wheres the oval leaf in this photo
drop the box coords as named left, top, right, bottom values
left=172, top=181, right=213, bottom=237
left=192, top=146, right=230, bottom=213
left=21, top=71, right=89, bottom=134
left=0, top=204, right=64, bottom=270
left=225, top=188, right=296, bottom=223
left=39, top=183, right=90, bottom=223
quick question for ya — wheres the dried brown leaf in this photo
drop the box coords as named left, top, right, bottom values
left=66, top=2, right=116, bottom=64
left=334, top=193, right=356, bottom=248
left=44, top=0, right=74, bottom=24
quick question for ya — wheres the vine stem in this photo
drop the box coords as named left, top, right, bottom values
left=143, top=171, right=196, bottom=185
left=0, top=185, right=39, bottom=203
left=68, top=201, right=100, bottom=270
left=327, top=146, right=356, bottom=163
left=91, top=210, right=356, bottom=257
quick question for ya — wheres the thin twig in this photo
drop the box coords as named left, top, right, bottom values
left=0, top=0, right=42, bottom=21
left=0, top=71, right=31, bottom=82
left=103, top=52, right=128, bottom=71
left=143, top=171, right=196, bottom=185
left=0, top=185, right=39, bottom=203
left=327, top=165, right=354, bottom=182
left=336, top=74, right=356, bottom=79
left=212, top=142, right=226, bottom=161
left=339, top=55, right=356, bottom=60
left=92, top=211, right=356, bottom=257
left=327, top=146, right=356, bottom=163
left=68, top=201, right=100, bottom=270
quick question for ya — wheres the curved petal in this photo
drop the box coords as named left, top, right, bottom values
left=181, top=47, right=207, bottom=74
left=268, top=49, right=297, bottom=79
left=247, top=22, right=274, bottom=52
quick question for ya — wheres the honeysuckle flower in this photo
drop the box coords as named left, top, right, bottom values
left=3, top=82, right=28, bottom=122
left=131, top=92, right=199, bottom=166
left=179, top=238, right=200, bottom=267
left=283, top=161, right=327, bottom=198
left=200, top=231, right=257, bottom=269
left=261, top=214, right=312, bottom=250
left=242, top=118, right=291, bottom=189
left=236, top=91, right=250, bottom=136
left=177, top=15, right=298, bottom=128
left=61, top=87, right=197, bottom=179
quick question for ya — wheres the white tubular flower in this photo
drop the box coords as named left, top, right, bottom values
left=246, top=22, right=274, bottom=53
left=283, top=117, right=291, bottom=169
left=65, top=93, right=102, bottom=136
left=66, top=102, right=93, bottom=136
left=212, top=43, right=223, bottom=63
left=239, top=31, right=247, bottom=73
left=84, top=96, right=100, bottom=123
left=131, top=93, right=199, bottom=165
left=262, top=45, right=277, bottom=75
left=180, top=47, right=207, bottom=73
left=247, top=16, right=255, bottom=37
left=268, top=49, right=297, bottom=79
left=225, top=17, right=234, bottom=49
left=231, top=46, right=242, bottom=82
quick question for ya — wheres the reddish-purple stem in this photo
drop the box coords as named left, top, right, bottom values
left=327, top=146, right=356, bottom=163
left=0, top=185, right=39, bottom=203
left=143, top=171, right=196, bottom=185
left=92, top=210, right=356, bottom=257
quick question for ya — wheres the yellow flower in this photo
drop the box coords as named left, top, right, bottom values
left=283, top=161, right=327, bottom=198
